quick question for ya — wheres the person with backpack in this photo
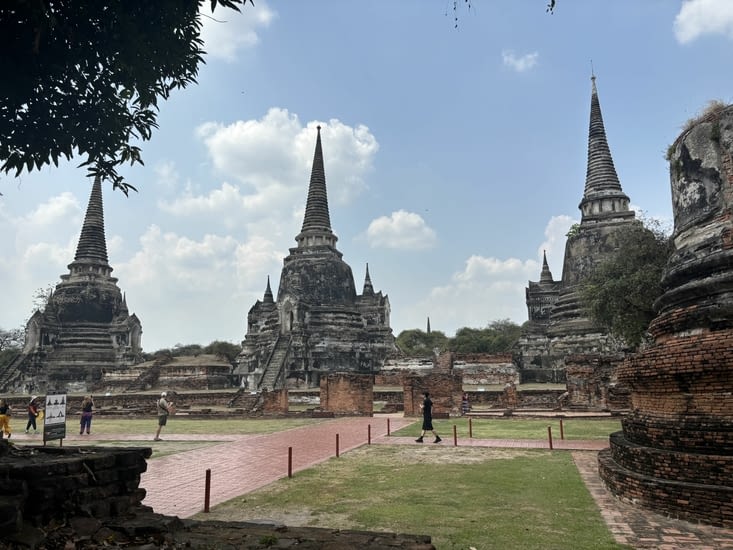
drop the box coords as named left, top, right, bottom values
left=154, top=392, right=173, bottom=441
left=25, top=396, right=39, bottom=434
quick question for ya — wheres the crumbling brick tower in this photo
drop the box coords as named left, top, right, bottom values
left=598, top=103, right=733, bottom=527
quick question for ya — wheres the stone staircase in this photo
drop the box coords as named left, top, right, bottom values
left=0, top=353, right=25, bottom=392
left=258, top=335, right=291, bottom=390
left=47, top=322, right=118, bottom=368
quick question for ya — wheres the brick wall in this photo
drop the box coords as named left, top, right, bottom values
left=0, top=442, right=150, bottom=530
left=402, top=373, right=462, bottom=416
left=319, top=373, right=374, bottom=416
left=261, top=388, right=289, bottom=415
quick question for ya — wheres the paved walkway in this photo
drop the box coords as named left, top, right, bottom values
left=11, top=417, right=733, bottom=548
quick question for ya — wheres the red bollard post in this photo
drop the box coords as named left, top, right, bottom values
left=453, top=425, right=458, bottom=446
left=288, top=447, right=293, bottom=478
left=368, top=424, right=371, bottom=445
left=336, top=433, right=340, bottom=457
left=559, top=418, right=565, bottom=440
left=387, top=418, right=391, bottom=436
left=469, top=417, right=473, bottom=439
left=204, top=468, right=211, bottom=513
left=547, top=426, right=554, bottom=450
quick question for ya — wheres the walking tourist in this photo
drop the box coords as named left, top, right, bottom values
left=25, top=396, right=39, bottom=434
left=415, top=391, right=442, bottom=443
left=79, top=395, right=94, bottom=434
left=0, top=399, right=12, bottom=439
left=154, top=392, right=173, bottom=441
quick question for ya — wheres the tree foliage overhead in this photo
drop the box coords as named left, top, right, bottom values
left=581, top=218, right=673, bottom=349
left=1, top=0, right=249, bottom=194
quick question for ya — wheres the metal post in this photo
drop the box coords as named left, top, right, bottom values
left=453, top=425, right=457, bottom=446
left=288, top=447, right=292, bottom=478
left=387, top=418, right=391, bottom=436
left=368, top=424, right=371, bottom=445
left=204, top=469, right=211, bottom=513
left=336, top=433, right=340, bottom=457
left=547, top=426, right=553, bottom=450
left=469, top=417, right=473, bottom=439
left=559, top=418, right=565, bottom=440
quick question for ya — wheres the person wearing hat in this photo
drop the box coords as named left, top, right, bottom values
left=25, top=396, right=40, bottom=434
left=154, top=391, right=173, bottom=441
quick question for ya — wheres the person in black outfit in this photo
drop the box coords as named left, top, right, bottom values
left=25, top=396, right=39, bottom=434
left=415, top=392, right=442, bottom=443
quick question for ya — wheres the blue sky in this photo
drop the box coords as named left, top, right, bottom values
left=2, top=0, right=733, bottom=352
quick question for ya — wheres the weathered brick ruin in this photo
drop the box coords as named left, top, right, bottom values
left=403, top=372, right=463, bottom=417
left=5, top=177, right=143, bottom=395
left=320, top=373, right=374, bottom=416
left=565, top=353, right=628, bottom=411
left=598, top=103, right=733, bottom=527
left=236, top=126, right=395, bottom=391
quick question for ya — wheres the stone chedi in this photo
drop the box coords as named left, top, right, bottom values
left=515, top=251, right=562, bottom=380
left=599, top=103, right=733, bottom=527
left=237, top=127, right=395, bottom=389
left=16, top=178, right=143, bottom=393
left=516, top=77, right=640, bottom=381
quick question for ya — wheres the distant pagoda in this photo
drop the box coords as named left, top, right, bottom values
left=236, top=126, right=395, bottom=389
left=11, top=177, right=143, bottom=394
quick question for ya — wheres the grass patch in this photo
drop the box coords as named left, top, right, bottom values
left=393, top=418, right=621, bottom=440
left=65, top=416, right=325, bottom=435
left=197, top=446, right=627, bottom=550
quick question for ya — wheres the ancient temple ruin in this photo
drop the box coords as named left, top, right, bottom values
left=236, top=126, right=395, bottom=389
left=515, top=77, right=640, bottom=383
left=6, top=177, right=143, bottom=393
left=599, top=103, right=733, bottom=527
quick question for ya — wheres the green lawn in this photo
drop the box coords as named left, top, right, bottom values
left=24, top=416, right=627, bottom=548
left=196, top=445, right=629, bottom=550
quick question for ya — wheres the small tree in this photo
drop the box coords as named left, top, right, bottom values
left=203, top=340, right=242, bottom=362
left=581, top=218, right=672, bottom=349
left=395, top=329, right=449, bottom=356
left=449, top=319, right=522, bottom=353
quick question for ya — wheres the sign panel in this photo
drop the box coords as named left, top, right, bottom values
left=43, top=393, right=67, bottom=442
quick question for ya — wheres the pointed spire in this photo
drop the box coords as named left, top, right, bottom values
left=120, top=293, right=129, bottom=314
left=362, top=263, right=374, bottom=295
left=426, top=316, right=431, bottom=334
left=539, top=250, right=554, bottom=283
left=579, top=75, right=632, bottom=221
left=295, top=126, right=338, bottom=249
left=263, top=276, right=274, bottom=303
left=301, top=125, right=332, bottom=233
left=74, top=176, right=109, bottom=265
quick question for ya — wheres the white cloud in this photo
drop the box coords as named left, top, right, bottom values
left=413, top=255, right=537, bottom=333
left=366, top=210, right=437, bottom=250
left=538, top=214, right=574, bottom=278
left=394, top=216, right=571, bottom=336
left=674, top=0, right=733, bottom=43
left=113, top=225, right=284, bottom=350
left=200, top=1, right=276, bottom=62
left=501, top=50, right=539, bottom=72
left=196, top=108, right=378, bottom=203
